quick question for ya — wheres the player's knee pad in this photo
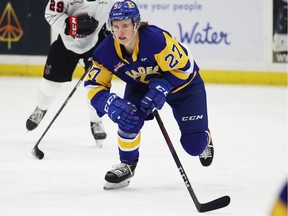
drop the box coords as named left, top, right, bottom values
left=180, top=131, right=208, bottom=156
left=118, top=129, right=141, bottom=163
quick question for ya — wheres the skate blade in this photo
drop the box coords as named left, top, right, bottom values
left=103, top=178, right=131, bottom=190
left=95, top=139, right=103, bottom=148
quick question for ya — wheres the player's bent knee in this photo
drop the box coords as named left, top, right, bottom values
left=180, top=131, right=208, bottom=156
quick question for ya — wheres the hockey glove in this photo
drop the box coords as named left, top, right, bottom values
left=99, top=93, right=139, bottom=130
left=141, top=79, right=173, bottom=114
left=65, top=15, right=98, bottom=38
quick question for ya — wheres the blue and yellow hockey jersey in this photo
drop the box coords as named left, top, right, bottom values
left=85, top=25, right=203, bottom=112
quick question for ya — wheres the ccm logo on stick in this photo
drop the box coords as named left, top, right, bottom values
left=182, top=115, right=203, bottom=121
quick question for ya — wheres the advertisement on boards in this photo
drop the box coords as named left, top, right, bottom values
left=137, top=0, right=264, bottom=64
left=272, top=0, right=287, bottom=63
left=0, top=0, right=50, bottom=55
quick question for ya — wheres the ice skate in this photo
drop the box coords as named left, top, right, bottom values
left=104, top=160, right=138, bottom=190
left=26, top=107, right=47, bottom=131
left=199, top=131, right=214, bottom=167
left=90, top=121, right=107, bottom=148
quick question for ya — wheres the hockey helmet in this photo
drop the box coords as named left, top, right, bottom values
left=108, top=0, right=141, bottom=26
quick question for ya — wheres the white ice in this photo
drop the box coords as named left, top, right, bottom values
left=0, top=77, right=287, bottom=216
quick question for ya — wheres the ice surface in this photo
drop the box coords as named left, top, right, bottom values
left=0, top=77, right=287, bottom=216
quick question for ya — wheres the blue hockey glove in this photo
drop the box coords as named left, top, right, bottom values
left=99, top=93, right=139, bottom=130
left=141, top=79, right=173, bottom=114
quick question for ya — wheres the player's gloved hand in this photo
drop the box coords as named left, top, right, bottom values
left=99, top=93, right=139, bottom=130
left=65, top=15, right=98, bottom=38
left=141, top=78, right=173, bottom=114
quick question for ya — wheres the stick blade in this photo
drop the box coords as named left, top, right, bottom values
left=198, top=195, right=231, bottom=213
left=32, top=146, right=45, bottom=160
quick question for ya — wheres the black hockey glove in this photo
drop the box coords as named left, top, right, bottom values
left=65, top=15, right=98, bottom=38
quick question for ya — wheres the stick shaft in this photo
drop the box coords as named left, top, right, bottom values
left=153, top=110, right=230, bottom=212
left=34, top=69, right=89, bottom=148
left=153, top=110, right=201, bottom=207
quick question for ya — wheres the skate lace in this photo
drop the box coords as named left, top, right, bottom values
left=29, top=109, right=45, bottom=124
left=199, top=144, right=213, bottom=159
left=110, top=163, right=132, bottom=177
left=91, top=122, right=104, bottom=134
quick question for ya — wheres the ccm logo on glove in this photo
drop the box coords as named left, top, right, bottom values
left=104, top=94, right=117, bottom=113
left=155, top=85, right=169, bottom=96
left=97, top=93, right=140, bottom=130
left=70, top=17, right=78, bottom=37
left=65, top=15, right=98, bottom=38
left=141, top=79, right=173, bottom=114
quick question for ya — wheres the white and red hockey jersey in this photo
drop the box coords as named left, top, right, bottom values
left=45, top=0, right=116, bottom=54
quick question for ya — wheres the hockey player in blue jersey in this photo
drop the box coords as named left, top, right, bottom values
left=84, top=0, right=214, bottom=189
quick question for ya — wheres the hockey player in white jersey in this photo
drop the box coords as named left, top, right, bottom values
left=26, top=0, right=116, bottom=147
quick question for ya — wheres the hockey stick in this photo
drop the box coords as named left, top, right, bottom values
left=153, top=110, right=230, bottom=212
left=32, top=67, right=90, bottom=160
